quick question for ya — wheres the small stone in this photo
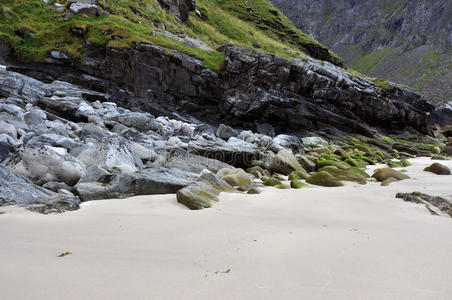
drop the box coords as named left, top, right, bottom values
left=424, top=163, right=451, bottom=175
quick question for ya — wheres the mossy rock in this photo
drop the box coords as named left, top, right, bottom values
left=270, top=149, right=306, bottom=175
left=319, top=166, right=367, bottom=185
left=386, top=159, right=411, bottom=168
left=263, top=177, right=282, bottom=186
left=247, top=188, right=261, bottom=194
left=291, top=170, right=310, bottom=180
left=431, top=146, right=441, bottom=155
left=348, top=166, right=370, bottom=178
left=424, top=163, right=451, bottom=175
left=246, top=166, right=269, bottom=178
left=275, top=183, right=290, bottom=189
left=381, top=177, right=398, bottom=186
left=288, top=173, right=301, bottom=181
left=316, top=159, right=351, bottom=170
left=217, top=168, right=252, bottom=187
left=306, top=171, right=344, bottom=187
left=372, top=168, right=410, bottom=182
left=431, top=155, right=451, bottom=160
left=290, top=179, right=311, bottom=189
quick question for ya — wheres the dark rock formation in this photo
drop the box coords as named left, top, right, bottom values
left=396, top=192, right=452, bottom=217
left=157, top=0, right=196, bottom=23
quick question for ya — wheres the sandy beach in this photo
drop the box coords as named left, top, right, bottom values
left=0, top=157, right=451, bottom=300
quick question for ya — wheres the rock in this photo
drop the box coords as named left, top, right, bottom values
left=256, top=123, right=275, bottom=137
left=217, top=168, right=252, bottom=187
left=42, top=181, right=72, bottom=193
left=77, top=136, right=142, bottom=173
left=290, top=170, right=310, bottom=180
left=75, top=182, right=120, bottom=202
left=165, top=151, right=231, bottom=174
left=424, top=163, right=451, bottom=175
left=318, top=166, right=367, bottom=184
left=157, top=0, right=195, bottom=22
left=372, top=168, right=410, bottom=182
left=247, top=187, right=261, bottom=194
left=28, top=133, right=80, bottom=150
left=0, top=142, right=12, bottom=162
left=188, top=136, right=262, bottom=168
left=381, top=177, right=398, bottom=186
left=216, top=123, right=238, bottom=140
left=110, top=112, right=155, bottom=132
left=246, top=166, right=270, bottom=178
left=392, top=143, right=420, bottom=156
left=78, top=165, right=111, bottom=183
left=270, top=135, right=304, bottom=153
left=306, top=171, right=344, bottom=187
left=290, top=179, right=311, bottom=189
left=67, top=2, right=99, bottom=19
left=396, top=192, right=452, bottom=217
left=0, top=165, right=80, bottom=213
left=113, top=167, right=199, bottom=195
left=0, top=121, right=17, bottom=138
left=316, top=159, right=350, bottom=170
left=386, top=159, right=411, bottom=168
left=270, top=149, right=306, bottom=175
left=302, top=136, right=329, bottom=147
left=177, top=173, right=234, bottom=210
left=262, top=177, right=282, bottom=186
left=3, top=143, right=86, bottom=186
left=296, top=155, right=316, bottom=172
left=275, top=183, right=290, bottom=189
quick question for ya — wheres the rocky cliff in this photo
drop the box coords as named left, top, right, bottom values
left=270, top=0, right=452, bottom=106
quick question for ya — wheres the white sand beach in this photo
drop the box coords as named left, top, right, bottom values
left=0, top=157, right=451, bottom=300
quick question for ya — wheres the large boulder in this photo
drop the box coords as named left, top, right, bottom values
left=306, top=171, right=344, bottom=187
left=0, top=165, right=80, bottom=213
left=318, top=166, right=367, bottom=184
left=216, top=123, right=238, bottom=140
left=3, top=143, right=85, bottom=186
left=270, top=149, right=307, bottom=176
left=77, top=135, right=142, bottom=173
left=112, top=167, right=199, bottom=195
left=424, top=163, right=451, bottom=175
left=164, top=151, right=231, bottom=174
left=177, top=172, right=234, bottom=210
left=372, top=167, right=410, bottom=182
left=188, top=136, right=262, bottom=168
left=217, top=168, right=252, bottom=187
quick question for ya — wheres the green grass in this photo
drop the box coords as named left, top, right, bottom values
left=0, top=0, right=342, bottom=72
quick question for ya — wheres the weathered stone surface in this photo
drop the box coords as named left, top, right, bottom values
left=77, top=136, right=142, bottom=173
left=0, top=165, right=80, bottom=213
left=424, top=163, right=451, bottom=175
left=306, top=171, right=344, bottom=187
left=217, top=168, right=252, bottom=187
left=396, top=192, right=452, bottom=217
left=319, top=166, right=367, bottom=184
left=216, top=123, right=238, bottom=140
left=270, top=149, right=305, bottom=175
left=177, top=172, right=234, bottom=210
left=372, top=167, right=410, bottom=182
left=3, top=143, right=86, bottom=186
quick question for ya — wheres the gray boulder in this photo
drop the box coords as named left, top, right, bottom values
left=0, top=165, right=80, bottom=213
left=270, top=149, right=307, bottom=175
left=216, top=123, right=238, bottom=140
left=177, top=172, right=234, bottom=210
left=3, top=143, right=86, bottom=186
left=78, top=165, right=111, bottom=183
left=164, top=151, right=231, bottom=173
left=77, top=136, right=142, bottom=173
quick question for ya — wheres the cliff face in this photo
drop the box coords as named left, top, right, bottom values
left=270, top=0, right=452, bottom=106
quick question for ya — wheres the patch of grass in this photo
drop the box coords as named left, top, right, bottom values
left=0, top=0, right=342, bottom=72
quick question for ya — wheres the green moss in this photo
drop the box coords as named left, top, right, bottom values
left=431, top=146, right=441, bottom=155
left=290, top=179, right=311, bottom=189
left=306, top=171, right=344, bottom=187
left=275, top=183, right=290, bottom=189
left=262, top=177, right=282, bottom=187
left=319, top=166, right=367, bottom=185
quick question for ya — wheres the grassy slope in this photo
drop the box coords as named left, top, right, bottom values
left=0, top=0, right=340, bottom=72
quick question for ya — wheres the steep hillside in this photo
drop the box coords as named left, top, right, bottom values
left=0, top=0, right=341, bottom=70
left=270, top=0, right=452, bottom=106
